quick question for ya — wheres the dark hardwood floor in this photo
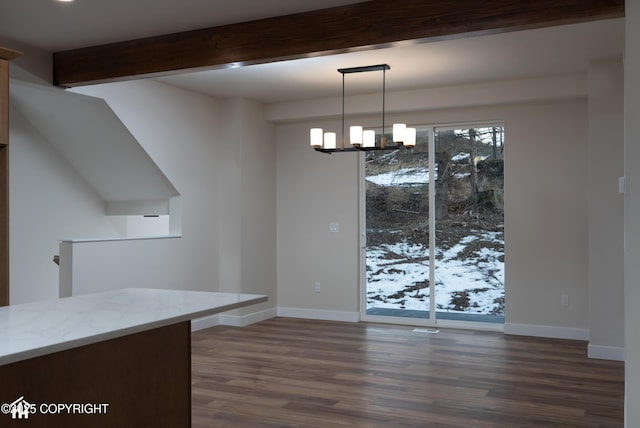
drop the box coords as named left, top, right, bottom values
left=191, top=318, right=624, bottom=427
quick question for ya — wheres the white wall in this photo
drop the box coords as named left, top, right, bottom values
left=501, top=100, right=589, bottom=334
left=9, top=105, right=120, bottom=304
left=8, top=63, right=278, bottom=316
left=67, top=82, right=277, bottom=314
left=237, top=99, right=277, bottom=315
left=218, top=97, right=277, bottom=316
left=276, top=119, right=361, bottom=318
left=276, top=97, right=592, bottom=332
left=60, top=237, right=183, bottom=296
left=67, top=80, right=223, bottom=294
left=625, top=0, right=640, bottom=424
left=587, top=59, right=625, bottom=359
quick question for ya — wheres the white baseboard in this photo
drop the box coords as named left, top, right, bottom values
left=191, top=307, right=278, bottom=331
left=219, top=307, right=278, bottom=327
left=277, top=307, right=360, bottom=323
left=504, top=323, right=590, bottom=341
left=192, top=306, right=359, bottom=331
left=191, top=314, right=221, bottom=331
left=588, top=344, right=625, bottom=361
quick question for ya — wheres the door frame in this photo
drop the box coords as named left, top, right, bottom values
left=358, top=123, right=504, bottom=332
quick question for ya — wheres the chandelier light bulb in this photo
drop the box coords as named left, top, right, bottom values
left=310, top=128, right=324, bottom=148
left=324, top=132, right=337, bottom=150
left=404, top=127, right=417, bottom=147
left=393, top=123, right=406, bottom=144
left=363, top=130, right=376, bottom=148
left=350, top=126, right=363, bottom=147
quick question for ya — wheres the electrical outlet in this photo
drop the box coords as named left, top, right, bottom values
left=329, top=223, right=339, bottom=233
left=560, top=294, right=569, bottom=306
left=314, top=282, right=321, bottom=293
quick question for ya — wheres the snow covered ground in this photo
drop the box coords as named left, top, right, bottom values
left=365, top=162, right=504, bottom=315
left=365, top=232, right=504, bottom=314
left=366, top=167, right=432, bottom=186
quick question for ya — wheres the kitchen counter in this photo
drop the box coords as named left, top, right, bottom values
left=0, top=288, right=267, bottom=427
left=0, top=288, right=266, bottom=365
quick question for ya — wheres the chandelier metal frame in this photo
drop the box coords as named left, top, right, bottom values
left=311, top=64, right=415, bottom=154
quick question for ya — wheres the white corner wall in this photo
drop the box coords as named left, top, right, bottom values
left=10, top=69, right=277, bottom=319
left=64, top=82, right=277, bottom=315
left=62, top=80, right=224, bottom=295
left=9, top=104, right=121, bottom=304
left=625, top=0, right=640, bottom=424
left=587, top=58, right=624, bottom=360
left=218, top=97, right=277, bottom=316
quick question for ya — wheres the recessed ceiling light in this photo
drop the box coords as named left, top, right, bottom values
left=55, top=0, right=75, bottom=2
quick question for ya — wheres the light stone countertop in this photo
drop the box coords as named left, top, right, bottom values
left=0, top=288, right=267, bottom=365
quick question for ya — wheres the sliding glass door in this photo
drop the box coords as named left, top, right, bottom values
left=362, top=124, right=505, bottom=326
left=362, top=129, right=431, bottom=320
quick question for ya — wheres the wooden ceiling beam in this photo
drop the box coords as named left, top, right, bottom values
left=52, top=0, right=624, bottom=87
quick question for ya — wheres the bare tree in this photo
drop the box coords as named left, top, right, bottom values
left=435, top=151, right=450, bottom=220
left=469, top=128, right=479, bottom=200
left=491, top=126, right=498, bottom=159
left=434, top=130, right=454, bottom=220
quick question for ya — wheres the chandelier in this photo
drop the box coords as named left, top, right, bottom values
left=310, top=64, right=416, bottom=153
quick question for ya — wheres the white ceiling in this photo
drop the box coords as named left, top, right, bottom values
left=0, top=0, right=625, bottom=103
